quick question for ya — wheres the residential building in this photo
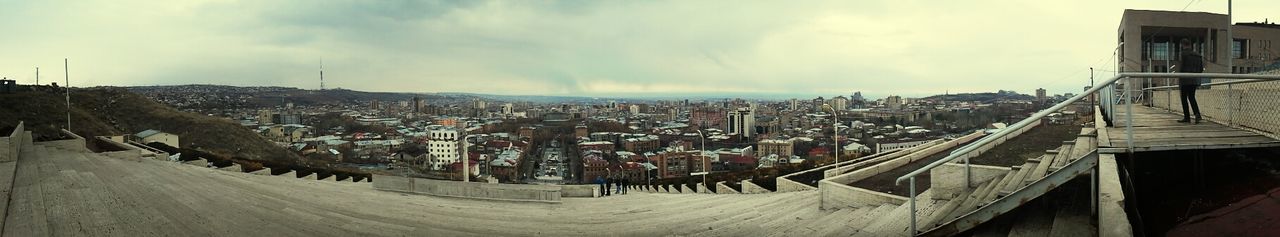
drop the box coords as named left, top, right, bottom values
left=756, top=138, right=794, bottom=158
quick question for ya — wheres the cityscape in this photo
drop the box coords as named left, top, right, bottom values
left=2, top=1, right=1280, bottom=237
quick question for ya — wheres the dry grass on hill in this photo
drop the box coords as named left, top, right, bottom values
left=0, top=86, right=301, bottom=163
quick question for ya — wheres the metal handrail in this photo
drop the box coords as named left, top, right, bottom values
left=896, top=72, right=1280, bottom=235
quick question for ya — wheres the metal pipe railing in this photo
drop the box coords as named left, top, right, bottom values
left=896, top=72, right=1280, bottom=235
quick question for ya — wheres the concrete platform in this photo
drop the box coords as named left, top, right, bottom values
left=1107, top=106, right=1280, bottom=152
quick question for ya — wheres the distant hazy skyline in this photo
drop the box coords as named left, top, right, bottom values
left=1, top=0, right=1276, bottom=99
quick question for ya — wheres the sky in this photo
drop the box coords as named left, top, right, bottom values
left=0, top=0, right=1276, bottom=100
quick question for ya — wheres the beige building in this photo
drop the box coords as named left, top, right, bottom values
left=134, top=130, right=180, bottom=148
left=756, top=138, right=794, bottom=158
left=1117, top=10, right=1280, bottom=89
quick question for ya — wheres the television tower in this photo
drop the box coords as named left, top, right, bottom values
left=319, top=58, right=325, bottom=91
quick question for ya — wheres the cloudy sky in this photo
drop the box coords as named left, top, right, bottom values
left=0, top=0, right=1274, bottom=99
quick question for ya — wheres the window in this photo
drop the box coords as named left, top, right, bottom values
left=1232, top=39, right=1248, bottom=59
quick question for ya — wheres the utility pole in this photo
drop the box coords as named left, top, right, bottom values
left=35, top=67, right=39, bottom=85
left=64, top=59, right=71, bottom=130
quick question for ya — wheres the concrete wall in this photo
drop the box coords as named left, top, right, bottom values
left=824, top=145, right=921, bottom=178
left=373, top=175, right=562, bottom=203
left=819, top=180, right=908, bottom=210
left=218, top=164, right=242, bottom=172
left=928, top=163, right=1009, bottom=200
left=696, top=183, right=710, bottom=194
left=182, top=159, right=208, bottom=167
left=715, top=181, right=739, bottom=194
left=42, top=129, right=88, bottom=152
left=775, top=177, right=817, bottom=192
left=824, top=135, right=970, bottom=185
left=740, top=180, right=771, bottom=194
left=1, top=121, right=24, bottom=162
left=92, top=136, right=162, bottom=161
left=560, top=185, right=600, bottom=198
left=685, top=184, right=697, bottom=194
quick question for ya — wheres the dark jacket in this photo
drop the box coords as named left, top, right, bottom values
left=1179, top=50, right=1205, bottom=86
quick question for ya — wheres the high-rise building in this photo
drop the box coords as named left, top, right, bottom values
left=811, top=97, right=825, bottom=111
left=502, top=103, right=514, bottom=114
left=885, top=95, right=903, bottom=110
left=413, top=96, right=423, bottom=113
left=428, top=127, right=465, bottom=171
left=789, top=98, right=798, bottom=111
left=1036, top=88, right=1047, bottom=103
left=831, top=96, right=849, bottom=111
left=726, top=107, right=756, bottom=138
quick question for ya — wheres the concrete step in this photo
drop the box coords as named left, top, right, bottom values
left=938, top=172, right=1006, bottom=227
left=1024, top=154, right=1057, bottom=186
left=1048, top=195, right=1095, bottom=237
left=999, top=162, right=1033, bottom=196
left=847, top=204, right=896, bottom=231
left=1007, top=203, right=1056, bottom=237
left=923, top=170, right=1010, bottom=229
left=814, top=206, right=873, bottom=235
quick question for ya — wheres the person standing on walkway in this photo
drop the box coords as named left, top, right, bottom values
left=595, top=175, right=606, bottom=197
left=614, top=171, right=624, bottom=194
left=1177, top=38, right=1204, bottom=124
left=605, top=169, right=614, bottom=196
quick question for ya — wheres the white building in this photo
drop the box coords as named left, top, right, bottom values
left=629, top=104, right=641, bottom=114
left=725, top=107, right=755, bottom=138
left=428, top=127, right=467, bottom=171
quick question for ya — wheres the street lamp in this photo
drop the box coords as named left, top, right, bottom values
left=822, top=104, right=840, bottom=168
left=694, top=129, right=708, bottom=191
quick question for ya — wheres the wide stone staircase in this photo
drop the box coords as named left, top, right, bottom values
left=910, top=127, right=1100, bottom=237
left=0, top=126, right=1107, bottom=236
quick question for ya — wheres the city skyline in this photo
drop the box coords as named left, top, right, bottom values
left=1, top=0, right=1275, bottom=98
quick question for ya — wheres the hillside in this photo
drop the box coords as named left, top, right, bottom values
left=0, top=85, right=302, bottom=163
left=923, top=90, right=1035, bottom=103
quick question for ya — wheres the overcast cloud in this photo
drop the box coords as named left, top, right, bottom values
left=0, top=0, right=1275, bottom=99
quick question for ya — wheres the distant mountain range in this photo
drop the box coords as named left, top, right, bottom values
left=122, top=84, right=1032, bottom=104
left=921, top=90, right=1035, bottom=103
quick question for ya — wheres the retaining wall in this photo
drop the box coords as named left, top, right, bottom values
left=42, top=129, right=87, bottom=152
left=715, top=181, right=739, bottom=194
left=373, top=175, right=562, bottom=203
left=560, top=185, right=600, bottom=198
left=928, top=163, right=1009, bottom=200
left=819, top=180, right=908, bottom=210
left=1, top=122, right=25, bottom=162
left=740, top=180, right=770, bottom=194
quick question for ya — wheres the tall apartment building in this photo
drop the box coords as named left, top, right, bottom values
left=726, top=107, right=756, bottom=139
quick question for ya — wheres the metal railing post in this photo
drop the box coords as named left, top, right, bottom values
left=909, top=176, right=917, bottom=235
left=964, top=157, right=971, bottom=189
left=1126, top=77, right=1134, bottom=152
left=1226, top=83, right=1234, bottom=125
